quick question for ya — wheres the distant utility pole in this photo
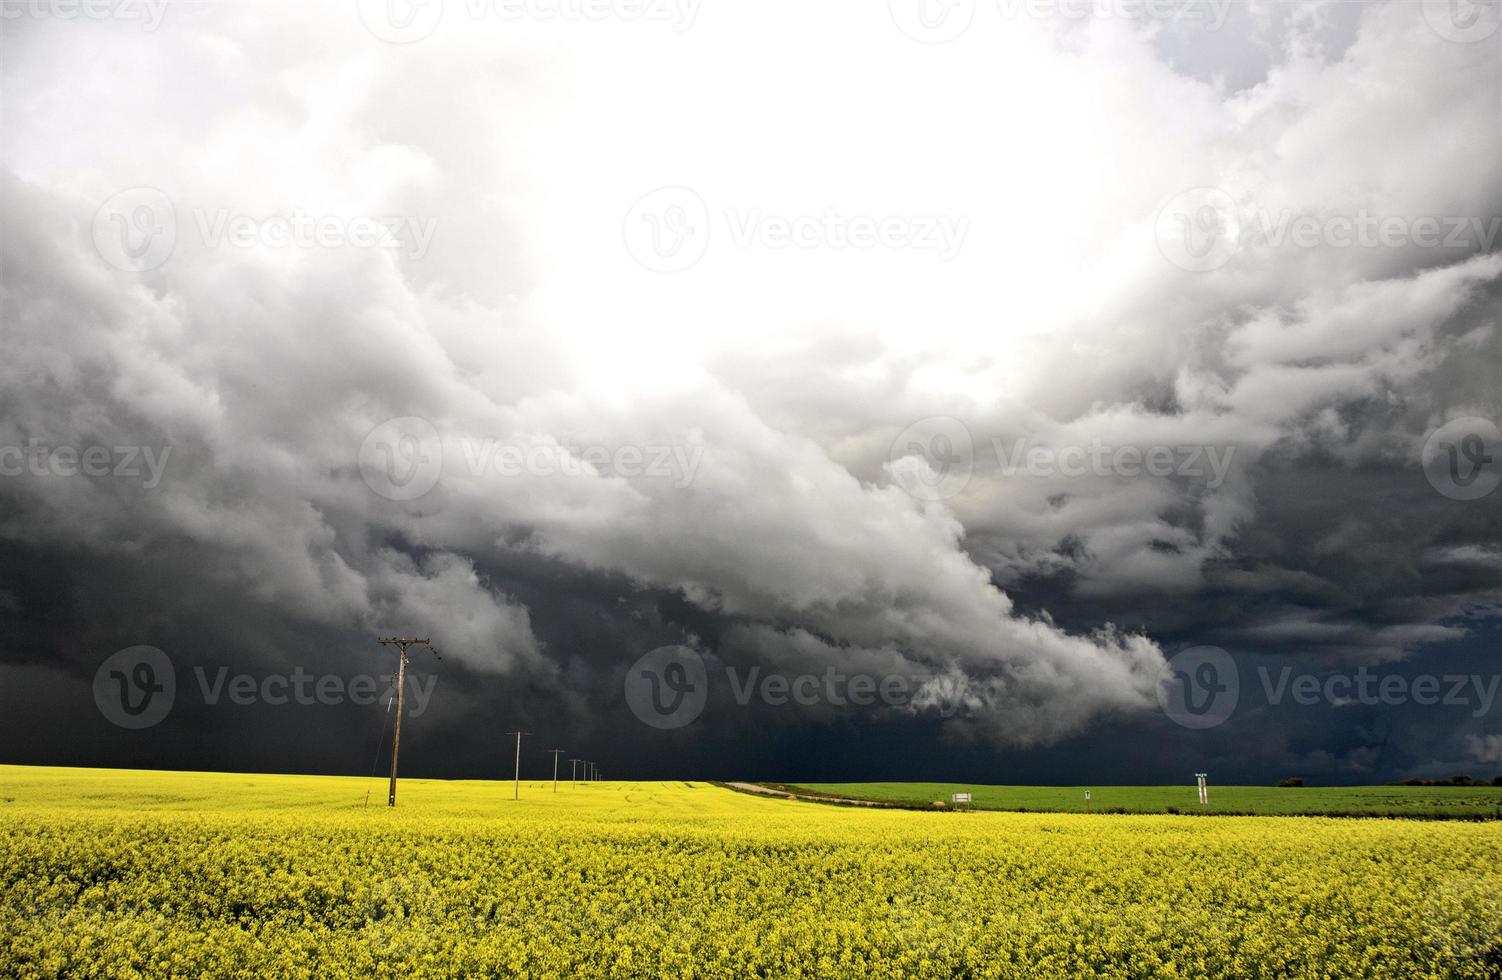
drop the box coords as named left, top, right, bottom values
left=548, top=749, right=565, bottom=792
left=376, top=637, right=434, bottom=807
left=570, top=758, right=582, bottom=788
left=508, top=731, right=531, bottom=800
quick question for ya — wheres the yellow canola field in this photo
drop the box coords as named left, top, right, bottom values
left=1, top=767, right=1500, bottom=979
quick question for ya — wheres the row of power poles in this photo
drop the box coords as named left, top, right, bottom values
left=506, top=735, right=601, bottom=797
left=378, top=637, right=602, bottom=807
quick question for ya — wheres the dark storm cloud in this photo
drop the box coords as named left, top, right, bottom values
left=1, top=0, right=1499, bottom=783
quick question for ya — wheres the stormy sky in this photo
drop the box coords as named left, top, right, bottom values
left=1, top=0, right=1500, bottom=786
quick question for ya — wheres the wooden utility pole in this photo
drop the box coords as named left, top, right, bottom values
left=508, top=731, right=530, bottom=800
left=548, top=749, right=565, bottom=792
left=376, top=637, right=432, bottom=807
left=570, top=758, right=581, bottom=788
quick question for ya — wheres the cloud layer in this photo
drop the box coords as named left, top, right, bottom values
left=1, top=1, right=1498, bottom=777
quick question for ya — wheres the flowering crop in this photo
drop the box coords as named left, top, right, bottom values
left=2, top=766, right=1499, bottom=978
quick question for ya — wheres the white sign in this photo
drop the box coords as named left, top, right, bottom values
left=1084, top=790, right=1091, bottom=801
left=952, top=792, right=972, bottom=804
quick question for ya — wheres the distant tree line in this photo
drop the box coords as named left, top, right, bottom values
left=1390, top=774, right=1502, bottom=787
left=1276, top=775, right=1502, bottom=787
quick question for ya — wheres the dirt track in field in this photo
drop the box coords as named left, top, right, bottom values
left=722, top=782, right=897, bottom=808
